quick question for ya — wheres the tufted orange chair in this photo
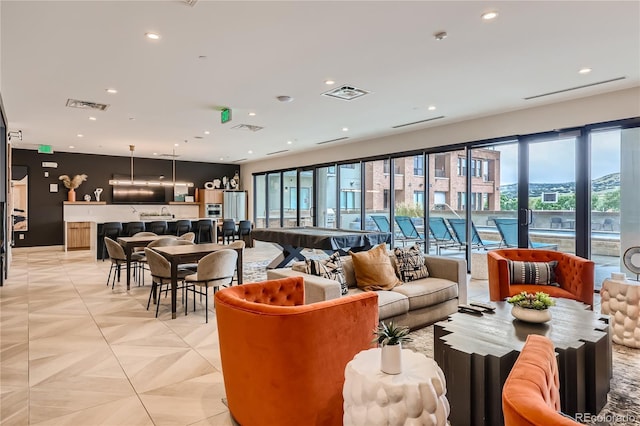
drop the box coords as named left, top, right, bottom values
left=502, top=334, right=579, bottom=425
left=488, top=249, right=594, bottom=308
left=214, top=276, right=379, bottom=426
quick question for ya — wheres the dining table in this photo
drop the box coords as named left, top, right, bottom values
left=152, top=243, right=244, bottom=319
left=117, top=235, right=173, bottom=290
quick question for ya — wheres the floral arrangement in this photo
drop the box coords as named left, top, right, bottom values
left=58, top=174, right=87, bottom=189
left=507, top=291, right=555, bottom=310
left=373, top=321, right=412, bottom=346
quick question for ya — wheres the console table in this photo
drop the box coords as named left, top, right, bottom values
left=343, top=348, right=449, bottom=426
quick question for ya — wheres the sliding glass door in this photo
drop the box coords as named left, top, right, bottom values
left=316, top=166, right=337, bottom=228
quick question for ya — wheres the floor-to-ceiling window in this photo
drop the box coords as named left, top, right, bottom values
left=394, top=154, right=425, bottom=249
left=267, top=172, right=281, bottom=228
left=317, top=166, right=337, bottom=228
left=282, top=170, right=297, bottom=227
left=364, top=159, right=390, bottom=237
left=254, top=175, right=266, bottom=228
left=339, top=163, right=361, bottom=230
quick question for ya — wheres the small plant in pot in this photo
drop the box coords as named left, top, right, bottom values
left=507, top=291, right=555, bottom=323
left=373, top=321, right=411, bottom=374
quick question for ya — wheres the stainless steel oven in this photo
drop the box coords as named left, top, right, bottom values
left=205, top=203, right=223, bottom=219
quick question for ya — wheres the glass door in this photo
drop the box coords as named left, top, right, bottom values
left=299, top=169, right=314, bottom=227
left=339, top=163, right=361, bottom=230
left=282, top=170, right=297, bottom=227
left=524, top=136, right=577, bottom=253
left=316, top=166, right=337, bottom=228
left=267, top=172, right=281, bottom=228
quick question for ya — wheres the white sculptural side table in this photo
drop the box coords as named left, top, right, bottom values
left=601, top=278, right=640, bottom=348
left=343, top=348, right=449, bottom=426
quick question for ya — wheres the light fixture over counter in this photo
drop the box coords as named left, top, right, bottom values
left=108, top=145, right=194, bottom=187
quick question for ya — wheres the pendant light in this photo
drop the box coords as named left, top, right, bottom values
left=108, top=145, right=193, bottom=187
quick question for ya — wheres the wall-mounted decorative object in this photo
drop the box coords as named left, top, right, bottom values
left=58, top=174, right=87, bottom=202
left=49, top=183, right=58, bottom=193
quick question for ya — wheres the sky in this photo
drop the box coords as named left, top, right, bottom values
left=495, top=129, right=623, bottom=185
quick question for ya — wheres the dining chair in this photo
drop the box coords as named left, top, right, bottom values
left=175, top=219, right=192, bottom=236
left=125, top=221, right=145, bottom=236
left=144, top=248, right=191, bottom=317
left=196, top=219, right=214, bottom=243
left=101, top=222, right=122, bottom=260
left=185, top=249, right=238, bottom=322
left=177, top=232, right=195, bottom=243
left=104, top=237, right=143, bottom=288
left=220, top=219, right=237, bottom=244
left=148, top=220, right=168, bottom=235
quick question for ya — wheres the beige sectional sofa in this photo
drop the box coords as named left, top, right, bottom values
left=267, top=254, right=467, bottom=330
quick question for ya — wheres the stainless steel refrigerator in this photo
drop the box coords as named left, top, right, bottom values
left=223, top=191, right=247, bottom=222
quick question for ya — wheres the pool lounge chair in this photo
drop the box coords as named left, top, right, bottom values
left=493, top=218, right=558, bottom=250
left=447, top=218, right=501, bottom=250
left=428, top=217, right=462, bottom=254
left=394, top=216, right=425, bottom=247
left=370, top=215, right=406, bottom=244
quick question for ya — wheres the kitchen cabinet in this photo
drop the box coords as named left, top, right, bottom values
left=66, top=222, right=91, bottom=250
left=203, top=189, right=223, bottom=204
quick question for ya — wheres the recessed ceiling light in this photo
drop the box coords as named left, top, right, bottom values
left=153, top=152, right=158, bottom=156
left=325, top=80, right=335, bottom=85
left=219, top=157, right=224, bottom=161
left=248, top=150, right=253, bottom=154
left=342, top=127, right=349, bottom=132
left=481, top=11, right=498, bottom=21
left=434, top=31, right=447, bottom=41
left=287, top=140, right=292, bottom=145
left=248, top=112, right=256, bottom=116
left=77, top=133, right=84, bottom=138
left=481, top=11, right=498, bottom=20
left=428, top=105, right=437, bottom=111
left=68, top=145, right=75, bottom=149
left=129, top=117, right=136, bottom=121
left=174, top=143, right=180, bottom=146
left=88, top=116, right=97, bottom=121
left=276, top=95, right=293, bottom=102
left=105, top=88, right=118, bottom=94
left=204, top=130, right=210, bottom=135
left=579, top=67, right=592, bottom=74
left=145, top=32, right=160, bottom=40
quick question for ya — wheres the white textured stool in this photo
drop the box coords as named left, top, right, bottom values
left=343, top=348, right=449, bottom=426
left=601, top=278, right=640, bottom=348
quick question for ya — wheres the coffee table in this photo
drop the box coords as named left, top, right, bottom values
left=434, top=299, right=611, bottom=426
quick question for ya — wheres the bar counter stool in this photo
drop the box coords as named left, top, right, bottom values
left=175, top=220, right=192, bottom=236
left=220, top=219, right=237, bottom=244
left=125, top=221, right=145, bottom=236
left=196, top=219, right=214, bottom=243
left=149, top=221, right=168, bottom=235
left=101, top=222, right=123, bottom=261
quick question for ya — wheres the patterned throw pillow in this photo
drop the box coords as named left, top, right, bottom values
left=508, top=260, right=559, bottom=286
left=393, top=244, right=429, bottom=282
left=305, top=252, right=348, bottom=295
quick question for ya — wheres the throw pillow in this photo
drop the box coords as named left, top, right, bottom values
left=393, top=244, right=429, bottom=282
left=349, top=244, right=402, bottom=291
left=305, top=252, right=348, bottom=295
left=508, top=260, right=559, bottom=286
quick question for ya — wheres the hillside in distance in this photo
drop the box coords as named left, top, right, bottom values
left=500, top=172, right=620, bottom=198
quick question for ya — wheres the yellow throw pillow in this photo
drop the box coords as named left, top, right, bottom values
left=349, top=244, right=402, bottom=291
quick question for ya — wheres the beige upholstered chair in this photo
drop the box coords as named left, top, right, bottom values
left=104, top=237, right=143, bottom=288
left=177, top=232, right=195, bottom=243
left=144, top=248, right=190, bottom=317
left=226, top=240, right=244, bottom=284
left=185, top=249, right=238, bottom=322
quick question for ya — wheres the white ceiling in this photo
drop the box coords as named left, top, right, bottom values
left=2, top=1, right=639, bottom=164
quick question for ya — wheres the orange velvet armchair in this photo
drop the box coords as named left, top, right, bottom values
left=214, top=276, right=379, bottom=426
left=488, top=249, right=594, bottom=308
left=502, top=334, right=579, bottom=425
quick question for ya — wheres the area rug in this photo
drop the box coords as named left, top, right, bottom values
left=406, top=325, right=640, bottom=425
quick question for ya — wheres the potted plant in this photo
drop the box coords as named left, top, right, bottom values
left=507, top=291, right=555, bottom=323
left=373, top=321, right=411, bottom=374
left=58, top=174, right=87, bottom=202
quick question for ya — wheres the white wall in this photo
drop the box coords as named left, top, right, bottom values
left=241, top=87, right=640, bottom=220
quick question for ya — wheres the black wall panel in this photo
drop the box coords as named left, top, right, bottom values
left=11, top=149, right=238, bottom=247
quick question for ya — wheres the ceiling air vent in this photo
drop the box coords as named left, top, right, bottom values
left=159, top=153, right=180, bottom=158
left=392, top=116, right=445, bottom=129
left=267, top=149, right=289, bottom=156
left=65, top=98, right=109, bottom=111
left=316, top=137, right=348, bottom=145
left=322, top=85, right=370, bottom=101
left=182, top=0, right=198, bottom=6
left=232, top=158, right=248, bottom=163
left=524, top=77, right=626, bottom=100
left=231, top=124, right=264, bottom=132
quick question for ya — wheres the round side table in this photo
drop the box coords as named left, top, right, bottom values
left=601, top=278, right=640, bottom=348
left=343, top=348, right=449, bottom=426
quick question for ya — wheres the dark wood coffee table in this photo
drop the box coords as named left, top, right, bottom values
left=434, top=299, right=611, bottom=426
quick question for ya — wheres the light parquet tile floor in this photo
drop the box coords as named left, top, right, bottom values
left=0, top=243, right=285, bottom=426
